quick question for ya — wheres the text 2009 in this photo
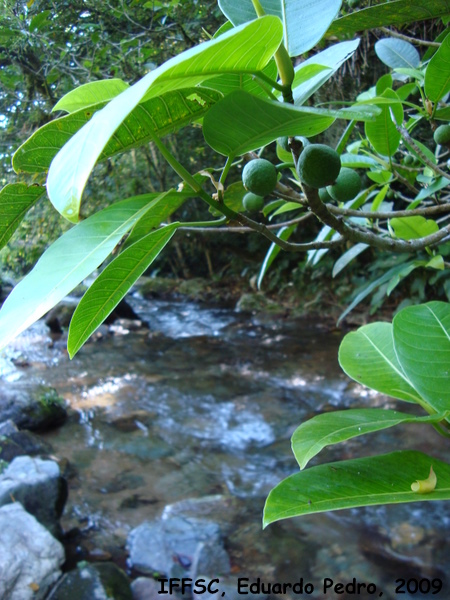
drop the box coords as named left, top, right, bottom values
left=395, top=578, right=443, bottom=595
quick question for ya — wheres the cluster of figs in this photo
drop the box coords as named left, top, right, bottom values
left=241, top=137, right=362, bottom=212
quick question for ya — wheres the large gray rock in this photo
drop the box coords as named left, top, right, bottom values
left=0, top=419, right=53, bottom=462
left=0, top=456, right=67, bottom=536
left=0, top=383, right=67, bottom=431
left=0, top=502, right=65, bottom=600
left=126, top=516, right=224, bottom=575
left=49, top=563, right=133, bottom=600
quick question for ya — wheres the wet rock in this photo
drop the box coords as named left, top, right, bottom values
left=0, top=502, right=65, bottom=600
left=190, top=541, right=231, bottom=579
left=126, top=516, right=224, bottom=576
left=235, top=293, right=283, bottom=315
left=49, top=562, right=133, bottom=600
left=0, top=455, right=67, bottom=536
left=162, top=495, right=240, bottom=536
left=107, top=410, right=156, bottom=433
left=0, top=419, right=53, bottom=462
left=192, top=576, right=268, bottom=600
left=131, top=577, right=173, bottom=600
left=0, top=383, right=67, bottom=432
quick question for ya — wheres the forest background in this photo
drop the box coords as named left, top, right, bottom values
left=1, top=0, right=448, bottom=322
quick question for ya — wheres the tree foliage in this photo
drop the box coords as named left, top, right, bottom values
left=0, top=0, right=449, bottom=518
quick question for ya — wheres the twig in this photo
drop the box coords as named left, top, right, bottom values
left=379, top=27, right=440, bottom=48
left=328, top=202, right=450, bottom=219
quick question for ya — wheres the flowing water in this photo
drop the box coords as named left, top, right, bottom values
left=1, top=293, right=448, bottom=599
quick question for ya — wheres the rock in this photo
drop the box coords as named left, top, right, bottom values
left=192, top=577, right=268, bottom=600
left=0, top=419, right=54, bottom=462
left=190, top=541, right=231, bottom=579
left=49, top=562, right=133, bottom=600
left=0, top=502, right=65, bottom=600
left=161, top=495, right=240, bottom=536
left=235, top=293, right=283, bottom=315
left=0, top=455, right=67, bottom=536
left=126, top=516, right=224, bottom=575
left=131, top=577, right=170, bottom=600
left=0, top=383, right=67, bottom=432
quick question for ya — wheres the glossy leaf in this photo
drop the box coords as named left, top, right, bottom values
left=338, top=321, right=421, bottom=403
left=205, top=90, right=378, bottom=159
left=68, top=222, right=179, bottom=358
left=393, top=302, right=450, bottom=416
left=375, top=38, right=420, bottom=69
left=263, top=451, right=450, bottom=524
left=0, top=183, right=45, bottom=250
left=293, top=40, right=360, bottom=105
left=218, top=0, right=342, bottom=57
left=46, top=16, right=283, bottom=222
left=424, top=32, right=450, bottom=102
left=292, top=409, right=450, bottom=469
left=340, top=154, right=380, bottom=169
left=390, top=215, right=439, bottom=240
left=52, top=79, right=129, bottom=113
left=365, top=89, right=403, bottom=157
left=327, top=0, right=450, bottom=38
left=14, top=88, right=223, bottom=174
left=0, top=194, right=171, bottom=350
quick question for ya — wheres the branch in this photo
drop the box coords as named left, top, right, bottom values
left=391, top=112, right=450, bottom=182
left=379, top=27, right=441, bottom=48
left=328, top=202, right=450, bottom=220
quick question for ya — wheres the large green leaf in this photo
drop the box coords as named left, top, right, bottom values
left=0, top=183, right=45, bottom=250
left=203, top=90, right=339, bottom=157
left=68, top=222, right=179, bottom=358
left=263, top=451, right=450, bottom=524
left=327, top=0, right=450, bottom=38
left=52, top=79, right=130, bottom=114
left=390, top=215, right=439, bottom=240
left=375, top=38, right=421, bottom=69
left=292, top=409, right=450, bottom=469
left=202, top=60, right=278, bottom=98
left=292, top=39, right=360, bottom=105
left=219, top=0, right=342, bottom=57
left=13, top=88, right=223, bottom=174
left=0, top=193, right=186, bottom=350
left=338, top=321, right=422, bottom=403
left=393, top=302, right=450, bottom=415
left=425, top=32, right=450, bottom=102
left=46, top=16, right=283, bottom=222
left=365, top=89, right=403, bottom=157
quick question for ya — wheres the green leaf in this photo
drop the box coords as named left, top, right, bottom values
left=365, top=89, right=403, bottom=157
left=327, top=0, right=450, bottom=38
left=52, top=79, right=130, bottom=113
left=415, top=177, right=450, bottom=202
left=293, top=40, right=360, bottom=105
left=46, top=16, right=283, bottom=222
left=0, top=183, right=45, bottom=250
left=257, top=225, right=296, bottom=290
left=338, top=321, right=422, bottom=403
left=390, top=215, right=439, bottom=240
left=393, top=301, right=450, bottom=416
left=0, top=194, right=173, bottom=350
left=14, top=88, right=223, bottom=174
left=68, top=222, right=179, bottom=358
left=292, top=409, right=450, bottom=469
left=263, top=451, right=450, bottom=524
left=367, top=171, right=392, bottom=184
left=202, top=61, right=278, bottom=98
left=29, top=10, right=52, bottom=32
left=218, top=0, right=342, bottom=57
left=425, top=32, right=450, bottom=102
left=340, top=153, right=380, bottom=169
left=375, top=38, right=420, bottom=69
left=332, top=243, right=369, bottom=278
left=203, top=90, right=339, bottom=157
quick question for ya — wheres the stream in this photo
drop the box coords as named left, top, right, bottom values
left=1, top=293, right=448, bottom=599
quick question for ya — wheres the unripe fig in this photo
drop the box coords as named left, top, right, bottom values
left=296, top=144, right=341, bottom=189
left=327, top=167, right=362, bottom=202
left=242, top=159, right=278, bottom=196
